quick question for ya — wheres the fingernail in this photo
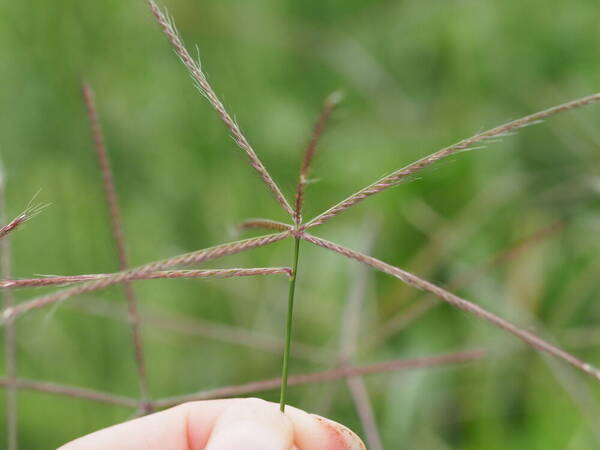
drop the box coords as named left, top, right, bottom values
left=312, top=415, right=366, bottom=450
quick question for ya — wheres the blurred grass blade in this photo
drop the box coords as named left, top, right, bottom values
left=154, top=349, right=484, bottom=408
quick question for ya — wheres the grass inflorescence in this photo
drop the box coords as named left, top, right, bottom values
left=1, top=0, right=600, bottom=448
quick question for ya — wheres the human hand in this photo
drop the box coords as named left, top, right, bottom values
left=59, top=398, right=365, bottom=449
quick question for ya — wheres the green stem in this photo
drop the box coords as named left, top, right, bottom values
left=279, top=236, right=301, bottom=412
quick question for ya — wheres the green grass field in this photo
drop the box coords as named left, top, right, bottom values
left=1, top=0, right=600, bottom=448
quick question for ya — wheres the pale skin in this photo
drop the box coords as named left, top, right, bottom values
left=59, top=398, right=366, bottom=450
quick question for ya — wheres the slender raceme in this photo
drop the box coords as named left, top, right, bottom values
left=238, top=218, right=293, bottom=232
left=2, top=232, right=290, bottom=320
left=0, top=268, right=293, bottom=288
left=81, top=82, right=152, bottom=413
left=0, top=203, right=48, bottom=241
left=305, top=93, right=600, bottom=229
left=302, top=233, right=600, bottom=382
left=146, top=0, right=294, bottom=217
left=0, top=213, right=32, bottom=241
left=294, top=92, right=342, bottom=224
left=369, top=219, right=566, bottom=348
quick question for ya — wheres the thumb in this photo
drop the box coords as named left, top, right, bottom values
left=204, top=398, right=294, bottom=450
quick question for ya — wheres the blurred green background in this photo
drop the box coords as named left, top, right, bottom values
left=1, top=0, right=600, bottom=448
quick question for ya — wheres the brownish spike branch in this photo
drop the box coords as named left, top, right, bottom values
left=0, top=203, right=48, bottom=241
left=0, top=378, right=138, bottom=408
left=302, top=233, right=600, bottom=382
left=146, top=0, right=294, bottom=217
left=3, top=231, right=290, bottom=320
left=81, top=82, right=152, bottom=413
left=152, top=349, right=484, bottom=408
left=294, top=92, right=342, bottom=224
left=305, top=93, right=600, bottom=229
left=369, top=219, right=566, bottom=348
left=0, top=267, right=292, bottom=288
left=238, top=218, right=292, bottom=232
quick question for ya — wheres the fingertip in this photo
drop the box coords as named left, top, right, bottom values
left=311, top=415, right=365, bottom=450
left=284, top=406, right=365, bottom=450
left=204, top=398, right=293, bottom=450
